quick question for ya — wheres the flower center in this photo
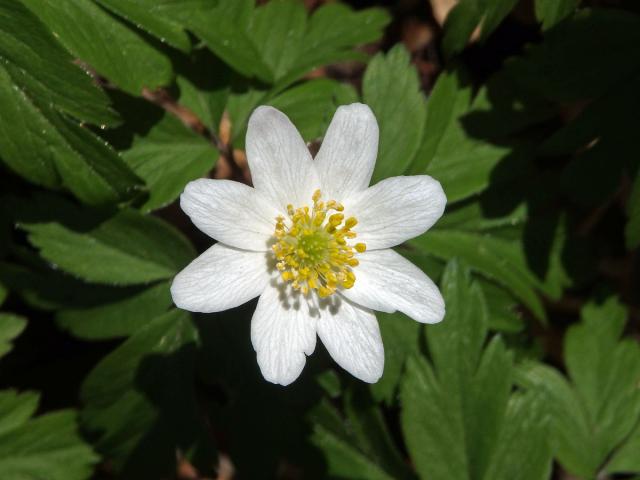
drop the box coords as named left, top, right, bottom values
left=272, top=189, right=366, bottom=297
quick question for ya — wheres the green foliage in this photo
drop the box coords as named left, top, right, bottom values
left=94, top=0, right=191, bottom=52
left=56, top=281, right=173, bottom=339
left=0, top=0, right=638, bottom=478
left=364, top=46, right=427, bottom=183
left=0, top=392, right=98, bottom=480
left=0, top=313, right=25, bottom=358
left=122, top=112, right=218, bottom=212
left=442, top=0, right=519, bottom=58
left=518, top=298, right=640, bottom=478
left=535, top=0, right=580, bottom=29
left=410, top=69, right=525, bottom=202
left=0, top=0, right=142, bottom=205
left=401, top=262, right=552, bottom=480
left=19, top=204, right=194, bottom=285
left=310, top=387, right=414, bottom=480
left=81, top=309, right=215, bottom=478
left=21, top=0, right=173, bottom=95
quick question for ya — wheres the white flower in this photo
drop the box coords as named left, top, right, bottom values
left=171, top=104, right=446, bottom=386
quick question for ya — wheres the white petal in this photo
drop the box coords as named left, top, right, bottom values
left=251, top=282, right=317, bottom=386
left=314, top=103, right=379, bottom=200
left=341, top=249, right=445, bottom=324
left=171, top=243, right=269, bottom=313
left=180, top=179, right=278, bottom=251
left=344, top=175, right=446, bottom=250
left=246, top=106, right=319, bottom=211
left=317, top=297, right=383, bottom=383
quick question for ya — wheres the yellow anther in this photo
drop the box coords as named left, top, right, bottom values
left=272, top=190, right=366, bottom=297
left=345, top=217, right=358, bottom=229
left=328, top=213, right=344, bottom=226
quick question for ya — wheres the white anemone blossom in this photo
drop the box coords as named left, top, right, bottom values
left=171, top=104, right=446, bottom=386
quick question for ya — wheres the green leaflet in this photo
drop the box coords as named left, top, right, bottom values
left=81, top=309, right=215, bottom=478
left=94, top=0, right=191, bottom=52
left=441, top=0, right=520, bottom=58
left=310, top=389, right=415, bottom=480
left=363, top=45, right=427, bottom=183
left=122, top=111, right=219, bottom=212
left=19, top=203, right=195, bottom=286
left=56, top=281, right=173, bottom=340
left=0, top=1, right=142, bottom=205
left=400, top=261, right=552, bottom=480
left=0, top=391, right=98, bottom=480
left=535, top=0, right=580, bottom=29
left=22, top=0, right=173, bottom=95
left=518, top=298, right=640, bottom=478
left=0, top=313, right=26, bottom=359
left=0, top=0, right=117, bottom=125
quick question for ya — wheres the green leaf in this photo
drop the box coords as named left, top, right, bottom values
left=178, top=0, right=388, bottom=87
left=249, top=0, right=307, bottom=82
left=410, top=69, right=527, bottom=202
left=370, top=311, right=420, bottom=404
left=482, top=391, right=553, bottom=480
left=122, top=111, right=218, bottom=212
left=0, top=1, right=141, bottom=204
left=607, top=421, right=640, bottom=474
left=22, top=0, right=173, bottom=95
left=0, top=313, right=26, bottom=358
left=0, top=391, right=39, bottom=436
left=535, top=0, right=580, bottom=29
left=434, top=197, right=527, bottom=233
left=20, top=207, right=195, bottom=286
left=94, top=0, right=191, bottom=52
left=311, top=425, right=397, bottom=480
left=426, top=262, right=489, bottom=380
left=81, top=309, right=215, bottom=478
left=309, top=396, right=407, bottom=480
left=0, top=0, right=118, bottom=126
left=516, top=362, right=595, bottom=477
left=408, top=67, right=461, bottom=175
left=442, top=0, right=519, bottom=58
left=56, top=281, right=172, bottom=339
left=177, top=0, right=273, bottom=83
left=274, top=3, right=390, bottom=89
left=363, top=45, right=426, bottom=183
left=0, top=66, right=144, bottom=205
left=342, top=386, right=415, bottom=480
left=226, top=85, right=270, bottom=146
left=268, top=79, right=359, bottom=142
left=228, top=78, right=358, bottom=146
left=626, top=170, right=640, bottom=250
left=174, top=51, right=232, bottom=133
left=518, top=298, right=640, bottom=478
left=401, top=261, right=552, bottom=480
left=479, top=280, right=525, bottom=333
left=410, top=229, right=547, bottom=320
left=0, top=391, right=98, bottom=480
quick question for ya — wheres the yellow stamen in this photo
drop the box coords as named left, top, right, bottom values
left=271, top=190, right=365, bottom=297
